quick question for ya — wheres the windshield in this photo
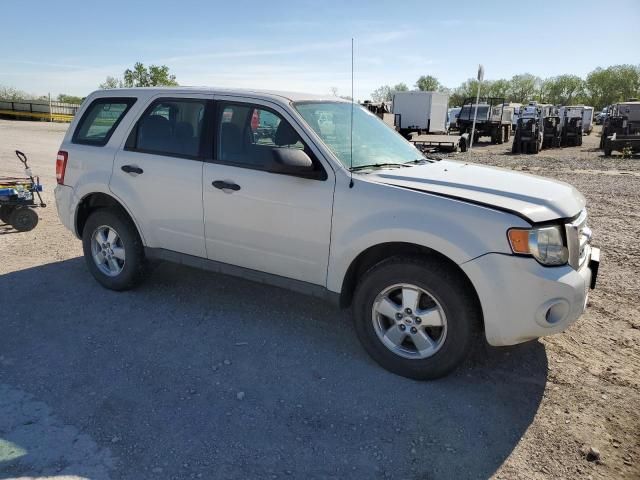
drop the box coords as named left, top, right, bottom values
left=293, top=102, right=425, bottom=169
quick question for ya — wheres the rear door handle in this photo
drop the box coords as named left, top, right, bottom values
left=212, top=180, right=240, bottom=191
left=121, top=165, right=144, bottom=175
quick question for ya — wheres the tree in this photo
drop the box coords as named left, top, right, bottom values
left=100, top=62, right=178, bottom=89
left=486, top=79, right=510, bottom=100
left=99, top=76, right=123, bottom=89
left=329, top=86, right=339, bottom=96
left=0, top=85, right=30, bottom=100
left=585, top=65, right=640, bottom=109
left=449, top=78, right=481, bottom=107
left=508, top=73, right=540, bottom=103
left=123, top=62, right=178, bottom=87
left=541, top=75, right=585, bottom=105
left=370, top=83, right=408, bottom=102
left=57, top=94, right=84, bottom=104
left=393, top=82, right=409, bottom=93
left=415, top=75, right=440, bottom=92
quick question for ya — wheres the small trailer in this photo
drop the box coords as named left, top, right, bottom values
left=392, top=91, right=449, bottom=137
left=600, top=101, right=640, bottom=156
left=410, top=133, right=469, bottom=153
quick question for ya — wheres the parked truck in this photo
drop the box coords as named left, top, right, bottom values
left=392, top=91, right=449, bottom=138
left=600, top=100, right=640, bottom=156
left=457, top=97, right=514, bottom=144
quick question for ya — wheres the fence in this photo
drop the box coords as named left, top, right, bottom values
left=0, top=99, right=81, bottom=122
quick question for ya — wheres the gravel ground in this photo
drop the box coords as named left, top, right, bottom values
left=0, top=119, right=638, bottom=479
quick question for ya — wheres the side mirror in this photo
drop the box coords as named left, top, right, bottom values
left=270, top=148, right=315, bottom=177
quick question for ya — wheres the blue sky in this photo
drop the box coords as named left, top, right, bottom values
left=2, top=0, right=638, bottom=100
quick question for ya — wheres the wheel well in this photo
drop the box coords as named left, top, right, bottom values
left=339, top=242, right=483, bottom=328
left=75, top=192, right=130, bottom=237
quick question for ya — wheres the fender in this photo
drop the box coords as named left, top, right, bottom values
left=326, top=178, right=529, bottom=292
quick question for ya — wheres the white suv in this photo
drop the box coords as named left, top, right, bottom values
left=55, top=88, right=600, bottom=379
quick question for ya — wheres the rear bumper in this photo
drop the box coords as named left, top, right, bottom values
left=461, top=249, right=599, bottom=346
left=54, top=184, right=78, bottom=237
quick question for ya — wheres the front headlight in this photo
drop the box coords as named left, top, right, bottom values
left=507, top=225, right=569, bottom=266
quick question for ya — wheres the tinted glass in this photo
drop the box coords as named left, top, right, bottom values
left=135, top=99, right=206, bottom=157
left=217, top=103, right=303, bottom=168
left=74, top=99, right=135, bottom=145
left=294, top=102, right=424, bottom=169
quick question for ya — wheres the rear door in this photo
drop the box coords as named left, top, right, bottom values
left=110, top=95, right=210, bottom=257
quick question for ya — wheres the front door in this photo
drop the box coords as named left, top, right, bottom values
left=202, top=98, right=335, bottom=286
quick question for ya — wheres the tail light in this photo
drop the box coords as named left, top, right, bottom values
left=56, top=150, right=68, bottom=185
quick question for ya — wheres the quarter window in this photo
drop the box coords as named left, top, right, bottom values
left=217, top=103, right=304, bottom=169
left=131, top=99, right=206, bottom=157
left=73, top=98, right=135, bottom=146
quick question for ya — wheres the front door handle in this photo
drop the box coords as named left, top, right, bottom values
left=121, top=165, right=144, bottom=175
left=212, top=180, right=241, bottom=191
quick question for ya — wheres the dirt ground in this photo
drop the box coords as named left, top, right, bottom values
left=0, top=119, right=638, bottom=480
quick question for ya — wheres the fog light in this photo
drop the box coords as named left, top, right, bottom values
left=535, top=299, right=570, bottom=327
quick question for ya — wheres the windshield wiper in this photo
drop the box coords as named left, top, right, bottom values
left=403, top=158, right=429, bottom=165
left=350, top=163, right=409, bottom=172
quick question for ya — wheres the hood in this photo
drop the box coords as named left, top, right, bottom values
left=368, top=160, right=585, bottom=223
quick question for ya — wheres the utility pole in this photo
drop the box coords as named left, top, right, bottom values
left=469, top=65, right=484, bottom=150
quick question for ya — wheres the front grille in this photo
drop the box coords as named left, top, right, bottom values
left=565, top=209, right=590, bottom=270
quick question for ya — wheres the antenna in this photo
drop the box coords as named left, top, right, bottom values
left=349, top=37, right=354, bottom=188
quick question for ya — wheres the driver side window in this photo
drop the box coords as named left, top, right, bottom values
left=217, top=103, right=304, bottom=169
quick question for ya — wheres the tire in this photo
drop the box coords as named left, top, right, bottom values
left=512, top=138, right=519, bottom=154
left=0, top=205, right=16, bottom=224
left=352, top=256, right=480, bottom=380
left=82, top=208, right=148, bottom=291
left=9, top=207, right=38, bottom=232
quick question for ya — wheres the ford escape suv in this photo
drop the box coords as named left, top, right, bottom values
left=55, top=88, right=600, bottom=380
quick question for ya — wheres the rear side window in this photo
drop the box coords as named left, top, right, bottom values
left=127, top=99, right=206, bottom=158
left=73, top=98, right=136, bottom=146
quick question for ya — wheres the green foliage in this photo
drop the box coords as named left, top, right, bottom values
left=586, top=65, right=640, bottom=109
left=541, top=75, right=585, bottom=105
left=370, top=66, right=640, bottom=109
left=508, top=74, right=541, bottom=103
left=57, top=94, right=84, bottom=104
left=0, top=85, right=32, bottom=100
left=371, top=83, right=408, bottom=102
left=99, top=76, right=122, bottom=89
left=415, top=75, right=440, bottom=92
left=393, top=83, right=409, bottom=93
left=100, top=62, right=179, bottom=89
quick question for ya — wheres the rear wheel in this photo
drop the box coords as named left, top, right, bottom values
left=0, top=205, right=16, bottom=224
left=352, top=257, right=480, bottom=380
left=82, top=208, right=148, bottom=291
left=9, top=207, right=38, bottom=232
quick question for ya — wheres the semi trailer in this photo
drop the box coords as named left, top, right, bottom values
left=392, top=91, right=449, bottom=137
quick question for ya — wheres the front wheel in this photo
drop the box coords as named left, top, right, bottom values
left=82, top=208, right=148, bottom=291
left=352, top=257, right=480, bottom=380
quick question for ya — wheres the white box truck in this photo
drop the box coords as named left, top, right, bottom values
left=392, top=91, right=449, bottom=137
